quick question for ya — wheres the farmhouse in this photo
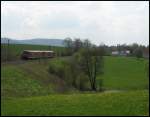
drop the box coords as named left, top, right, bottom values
left=112, top=50, right=130, bottom=56
left=21, top=50, right=55, bottom=59
left=142, top=48, right=149, bottom=59
left=111, top=51, right=119, bottom=56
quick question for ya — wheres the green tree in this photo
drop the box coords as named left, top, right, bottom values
left=73, top=47, right=104, bottom=91
left=134, top=48, right=143, bottom=58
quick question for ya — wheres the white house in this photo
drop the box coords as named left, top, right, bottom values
left=112, top=51, right=119, bottom=56
left=112, top=50, right=130, bottom=56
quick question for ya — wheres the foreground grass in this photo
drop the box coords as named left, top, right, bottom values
left=1, top=90, right=149, bottom=116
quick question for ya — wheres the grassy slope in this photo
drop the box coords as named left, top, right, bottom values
left=1, top=90, right=149, bottom=116
left=1, top=63, right=53, bottom=98
left=98, top=56, right=148, bottom=90
left=1, top=60, right=74, bottom=98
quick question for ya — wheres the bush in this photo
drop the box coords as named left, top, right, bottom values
left=75, top=73, right=90, bottom=91
left=48, top=58, right=90, bottom=91
left=134, top=48, right=143, bottom=58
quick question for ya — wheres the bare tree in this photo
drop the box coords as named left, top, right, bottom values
left=64, top=37, right=73, bottom=55
left=73, top=38, right=83, bottom=52
left=83, top=39, right=91, bottom=48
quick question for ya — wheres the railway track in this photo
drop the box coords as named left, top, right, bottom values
left=2, top=59, right=48, bottom=65
left=1, top=60, right=28, bottom=65
left=1, top=56, right=71, bottom=66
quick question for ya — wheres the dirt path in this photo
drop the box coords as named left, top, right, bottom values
left=103, top=89, right=126, bottom=93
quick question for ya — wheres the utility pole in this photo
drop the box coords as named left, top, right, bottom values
left=49, top=45, right=51, bottom=51
left=7, top=39, right=10, bottom=61
left=39, top=50, right=41, bottom=64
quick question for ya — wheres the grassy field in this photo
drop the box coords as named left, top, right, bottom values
left=1, top=45, right=149, bottom=116
left=99, top=56, right=149, bottom=90
left=1, top=90, right=149, bottom=116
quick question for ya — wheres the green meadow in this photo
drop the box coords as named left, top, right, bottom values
left=99, top=56, right=148, bottom=90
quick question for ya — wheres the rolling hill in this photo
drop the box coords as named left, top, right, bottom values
left=1, top=38, right=65, bottom=47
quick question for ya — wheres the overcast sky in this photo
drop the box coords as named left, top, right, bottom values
left=1, top=1, right=149, bottom=46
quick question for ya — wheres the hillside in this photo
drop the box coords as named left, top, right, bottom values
left=1, top=38, right=65, bottom=46
left=1, top=59, right=75, bottom=98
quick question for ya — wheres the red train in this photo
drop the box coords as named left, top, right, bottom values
left=21, top=50, right=55, bottom=59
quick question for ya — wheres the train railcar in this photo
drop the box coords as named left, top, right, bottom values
left=21, top=50, right=55, bottom=59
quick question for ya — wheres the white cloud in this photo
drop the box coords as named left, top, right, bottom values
left=1, top=1, right=149, bottom=46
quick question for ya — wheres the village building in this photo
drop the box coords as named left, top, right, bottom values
left=142, top=48, right=149, bottom=59
left=111, top=50, right=130, bottom=56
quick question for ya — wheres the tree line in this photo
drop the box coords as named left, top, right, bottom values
left=63, top=37, right=149, bottom=58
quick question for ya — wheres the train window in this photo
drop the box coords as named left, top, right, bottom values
left=48, top=53, right=51, bottom=56
left=23, top=51, right=29, bottom=54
